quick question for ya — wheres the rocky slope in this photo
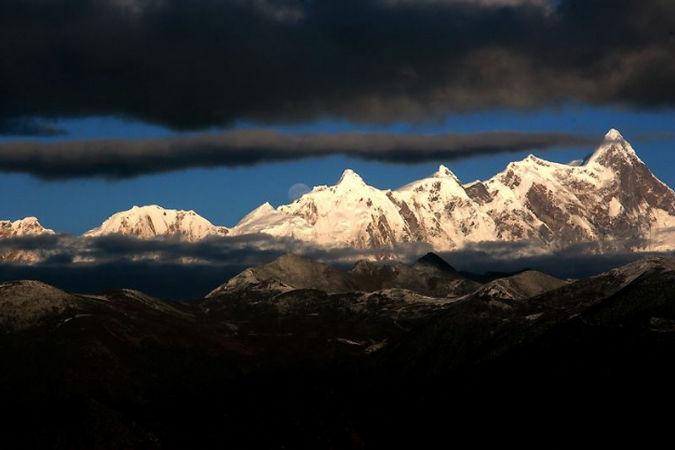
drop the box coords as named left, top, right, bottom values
left=374, top=256, right=675, bottom=384
left=470, top=269, right=570, bottom=300
left=232, top=129, right=675, bottom=253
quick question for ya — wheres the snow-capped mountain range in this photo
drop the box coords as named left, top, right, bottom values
left=1, top=129, right=674, bottom=260
left=231, top=129, right=675, bottom=252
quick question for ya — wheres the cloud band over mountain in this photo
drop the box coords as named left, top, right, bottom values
left=0, top=233, right=672, bottom=298
left=1, top=0, right=675, bottom=132
left=0, top=129, right=596, bottom=179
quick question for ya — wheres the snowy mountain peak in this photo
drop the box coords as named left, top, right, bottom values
left=605, top=128, right=624, bottom=140
left=0, top=217, right=55, bottom=237
left=257, top=202, right=275, bottom=213
left=337, top=169, right=366, bottom=187
left=6, top=130, right=673, bottom=258
left=587, top=128, right=639, bottom=167
left=229, top=130, right=675, bottom=254
left=236, top=202, right=278, bottom=227
left=17, top=217, right=41, bottom=227
left=0, top=217, right=55, bottom=263
left=433, top=164, right=459, bottom=180
left=85, top=205, right=228, bottom=241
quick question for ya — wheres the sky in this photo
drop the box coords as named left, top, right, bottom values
left=1, top=0, right=674, bottom=235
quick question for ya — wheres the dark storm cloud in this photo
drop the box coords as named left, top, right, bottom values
left=0, top=233, right=429, bottom=266
left=1, top=0, right=674, bottom=131
left=0, top=129, right=595, bottom=179
left=0, top=233, right=430, bottom=297
left=0, top=118, right=64, bottom=137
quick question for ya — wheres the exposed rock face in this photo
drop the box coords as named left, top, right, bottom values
left=231, top=129, right=675, bottom=253
left=84, top=205, right=229, bottom=241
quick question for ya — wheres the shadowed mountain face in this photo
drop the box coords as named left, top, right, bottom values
left=207, top=252, right=478, bottom=298
left=0, top=255, right=674, bottom=448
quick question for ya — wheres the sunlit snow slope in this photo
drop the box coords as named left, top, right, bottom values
left=231, top=129, right=675, bottom=252
left=84, top=205, right=229, bottom=241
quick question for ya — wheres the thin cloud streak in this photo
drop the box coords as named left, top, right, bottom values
left=0, top=129, right=597, bottom=179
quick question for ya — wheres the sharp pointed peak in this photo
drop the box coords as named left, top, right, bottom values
left=433, top=164, right=458, bottom=179
left=428, top=165, right=463, bottom=186
left=337, top=168, right=366, bottom=186
left=256, top=201, right=275, bottom=212
left=605, top=128, right=624, bottom=140
left=234, top=201, right=277, bottom=228
left=587, top=128, right=639, bottom=167
left=247, top=202, right=275, bottom=215
left=416, top=252, right=457, bottom=273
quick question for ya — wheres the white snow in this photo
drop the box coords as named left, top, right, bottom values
left=0, top=217, right=55, bottom=237
left=229, top=129, right=675, bottom=255
left=608, top=198, right=623, bottom=218
left=0, top=217, right=55, bottom=263
left=586, top=128, right=642, bottom=167
left=605, top=128, right=624, bottom=140
left=84, top=204, right=229, bottom=241
left=232, top=168, right=412, bottom=248
left=5, top=129, right=674, bottom=261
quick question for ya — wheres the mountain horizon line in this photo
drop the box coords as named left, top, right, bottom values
left=2, top=128, right=675, bottom=260
left=0, top=129, right=657, bottom=228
